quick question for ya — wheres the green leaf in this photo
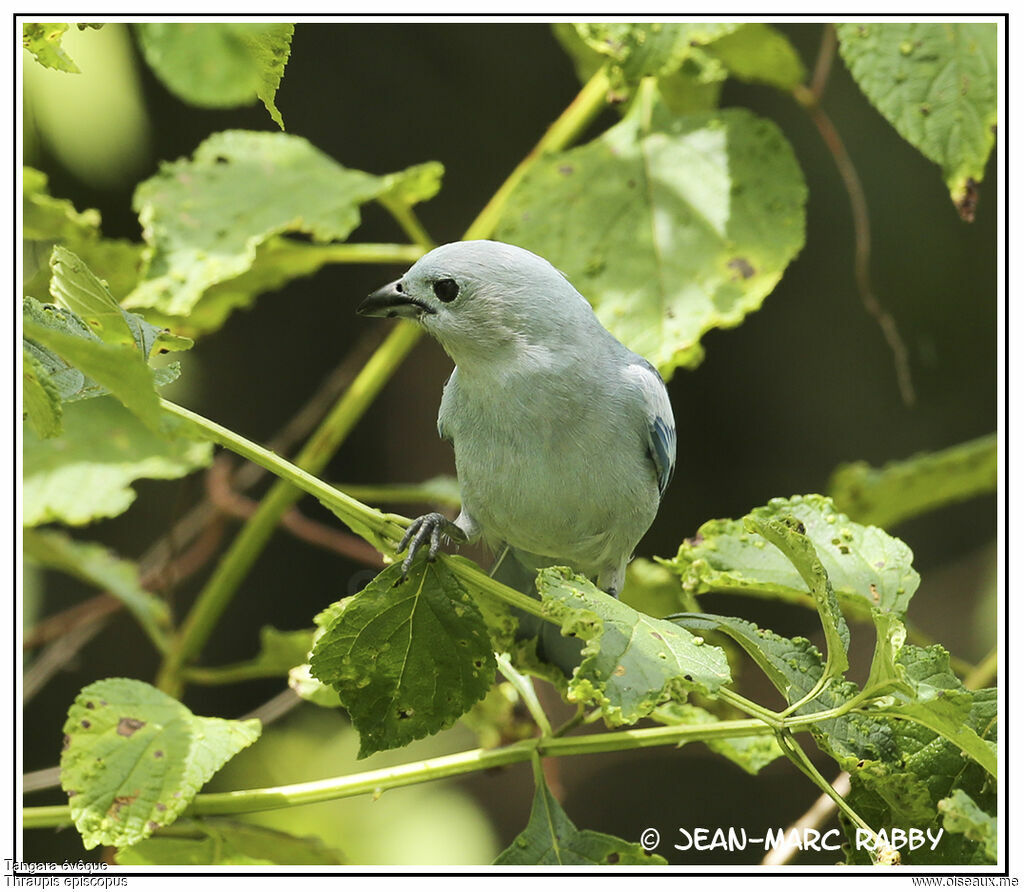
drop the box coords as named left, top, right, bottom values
left=938, top=789, right=997, bottom=862
left=24, top=306, right=163, bottom=430
left=134, top=24, right=293, bottom=127
left=48, top=245, right=135, bottom=346
left=496, top=97, right=806, bottom=375
left=309, top=557, right=496, bottom=758
left=23, top=528, right=171, bottom=648
left=671, top=611, right=998, bottom=864
left=829, top=434, right=997, bottom=529
left=704, top=23, right=807, bottom=89
left=744, top=513, right=850, bottom=678
left=116, top=818, right=346, bottom=865
left=537, top=568, right=730, bottom=724
left=871, top=645, right=997, bottom=778
left=23, top=396, right=212, bottom=527
left=190, top=626, right=315, bottom=685
left=23, top=168, right=144, bottom=302
left=22, top=345, right=63, bottom=438
left=575, top=22, right=742, bottom=86
left=61, top=678, right=260, bottom=849
left=125, top=131, right=440, bottom=329
left=288, top=662, right=343, bottom=708
left=495, top=768, right=666, bottom=865
left=662, top=494, right=920, bottom=617
left=25, top=248, right=187, bottom=430
left=23, top=23, right=80, bottom=73
left=842, top=676, right=997, bottom=865
left=651, top=701, right=784, bottom=774
left=23, top=167, right=99, bottom=241
left=836, top=23, right=997, bottom=218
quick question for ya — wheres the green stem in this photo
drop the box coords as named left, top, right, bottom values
left=380, top=200, right=435, bottom=249
left=310, top=242, right=427, bottom=264
left=718, top=687, right=783, bottom=728
left=155, top=322, right=423, bottom=696
left=156, top=396, right=552, bottom=696
left=24, top=717, right=773, bottom=828
left=335, top=479, right=461, bottom=509
left=462, top=66, right=610, bottom=241
left=496, top=652, right=552, bottom=738
left=776, top=732, right=872, bottom=834
left=181, top=662, right=287, bottom=686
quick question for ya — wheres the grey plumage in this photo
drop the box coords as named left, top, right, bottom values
left=358, top=240, right=676, bottom=665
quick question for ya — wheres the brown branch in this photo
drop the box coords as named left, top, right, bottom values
left=761, top=771, right=851, bottom=865
left=795, top=25, right=916, bottom=407
left=205, top=455, right=385, bottom=567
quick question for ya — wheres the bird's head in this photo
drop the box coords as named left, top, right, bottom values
left=357, top=240, right=598, bottom=366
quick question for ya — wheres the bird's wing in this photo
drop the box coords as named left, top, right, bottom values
left=630, top=359, right=676, bottom=498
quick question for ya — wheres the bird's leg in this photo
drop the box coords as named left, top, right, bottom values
left=398, top=512, right=469, bottom=577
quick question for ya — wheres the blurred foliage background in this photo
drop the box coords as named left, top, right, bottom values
left=23, top=22, right=997, bottom=865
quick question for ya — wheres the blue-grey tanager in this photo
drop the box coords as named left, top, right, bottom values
left=358, top=240, right=676, bottom=666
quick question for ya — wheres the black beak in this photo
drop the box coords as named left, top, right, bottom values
left=357, top=279, right=435, bottom=319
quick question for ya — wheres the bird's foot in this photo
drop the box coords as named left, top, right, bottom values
left=398, top=513, right=462, bottom=577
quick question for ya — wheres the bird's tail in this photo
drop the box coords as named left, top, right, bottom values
left=489, top=546, right=584, bottom=676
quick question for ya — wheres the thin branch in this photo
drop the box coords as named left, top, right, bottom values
left=206, top=456, right=385, bottom=567
left=794, top=26, right=916, bottom=407
left=810, top=23, right=838, bottom=102
left=761, top=770, right=850, bottom=865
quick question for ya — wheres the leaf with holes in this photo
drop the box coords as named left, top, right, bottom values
left=836, top=23, right=997, bottom=218
left=495, top=769, right=665, bottom=865
left=938, top=789, right=997, bottom=862
left=662, top=494, right=920, bottom=617
left=23, top=22, right=80, bottom=73
left=60, top=678, right=260, bottom=849
left=537, top=568, right=730, bottom=725
left=496, top=97, right=806, bottom=376
left=125, top=130, right=442, bottom=331
left=309, top=556, right=495, bottom=758
left=829, top=434, right=997, bottom=529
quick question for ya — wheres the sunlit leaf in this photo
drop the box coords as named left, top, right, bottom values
left=662, top=494, right=920, bottom=617
left=125, top=130, right=441, bottom=332
left=497, top=96, right=806, bottom=375
left=61, top=678, right=260, bottom=849
left=537, top=568, right=730, bottom=724
left=23, top=22, right=80, bottom=73
left=836, top=23, right=997, bottom=218
left=23, top=397, right=211, bottom=527
left=22, top=345, right=63, bottom=438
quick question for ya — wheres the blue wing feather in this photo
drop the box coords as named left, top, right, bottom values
left=649, top=414, right=676, bottom=497
left=633, top=359, right=676, bottom=500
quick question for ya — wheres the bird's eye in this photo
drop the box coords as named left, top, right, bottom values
left=433, top=278, right=459, bottom=303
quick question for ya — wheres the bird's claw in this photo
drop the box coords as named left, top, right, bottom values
left=398, top=512, right=451, bottom=578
